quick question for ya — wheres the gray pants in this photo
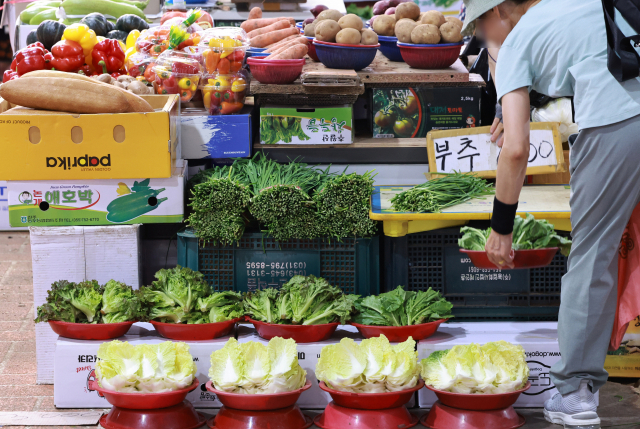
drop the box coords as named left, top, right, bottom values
left=550, top=114, right=640, bottom=395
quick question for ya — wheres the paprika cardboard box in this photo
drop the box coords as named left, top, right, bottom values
left=0, top=94, right=179, bottom=181
left=605, top=316, right=640, bottom=377
left=259, top=105, right=353, bottom=145
left=7, top=160, right=185, bottom=227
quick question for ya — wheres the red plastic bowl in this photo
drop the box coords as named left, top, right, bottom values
left=100, top=402, right=206, bottom=429
left=247, top=58, right=305, bottom=84
left=206, top=380, right=312, bottom=410
left=422, top=401, right=525, bottom=429
left=305, top=36, right=319, bottom=61
left=150, top=318, right=239, bottom=341
left=89, top=378, right=199, bottom=410
left=350, top=319, right=446, bottom=342
left=315, top=402, right=418, bottom=429
left=460, top=248, right=559, bottom=269
left=48, top=320, right=134, bottom=340
left=209, top=406, right=313, bottom=429
left=248, top=318, right=339, bottom=343
left=398, top=42, right=463, bottom=69
left=426, top=382, right=531, bottom=411
left=319, top=380, right=424, bottom=410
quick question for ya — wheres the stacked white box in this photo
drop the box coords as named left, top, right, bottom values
left=31, top=225, right=142, bottom=384
left=236, top=324, right=416, bottom=409
left=54, top=323, right=233, bottom=408
left=417, top=322, right=598, bottom=408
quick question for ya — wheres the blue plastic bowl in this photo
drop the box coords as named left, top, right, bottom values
left=246, top=47, right=267, bottom=59
left=313, top=41, right=379, bottom=71
left=377, top=35, right=403, bottom=62
left=296, top=22, right=303, bottom=29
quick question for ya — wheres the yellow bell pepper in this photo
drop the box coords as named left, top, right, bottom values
left=63, top=24, right=98, bottom=67
left=96, top=36, right=106, bottom=43
left=214, top=76, right=230, bottom=88
left=126, top=30, right=140, bottom=51
left=232, top=78, right=247, bottom=93
left=178, top=77, right=192, bottom=90
left=125, top=46, right=136, bottom=62
left=209, top=37, right=223, bottom=48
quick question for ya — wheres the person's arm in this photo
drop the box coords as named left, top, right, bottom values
left=488, top=47, right=504, bottom=146
left=485, top=87, right=531, bottom=268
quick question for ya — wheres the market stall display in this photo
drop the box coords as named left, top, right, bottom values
left=20, top=0, right=149, bottom=25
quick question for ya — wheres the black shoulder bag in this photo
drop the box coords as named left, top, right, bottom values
left=602, top=0, right=640, bottom=82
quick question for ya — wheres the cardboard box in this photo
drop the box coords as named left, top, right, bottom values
left=605, top=316, right=640, bottom=377
left=260, top=105, right=353, bottom=145
left=181, top=107, right=253, bottom=159
left=0, top=95, right=179, bottom=181
left=417, top=322, right=598, bottom=408
left=54, top=323, right=233, bottom=408
left=32, top=225, right=141, bottom=384
left=371, top=87, right=482, bottom=138
left=7, top=160, right=186, bottom=227
left=530, top=150, right=571, bottom=184
left=236, top=324, right=416, bottom=409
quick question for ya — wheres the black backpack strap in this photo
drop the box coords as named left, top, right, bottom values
left=602, top=0, right=640, bottom=81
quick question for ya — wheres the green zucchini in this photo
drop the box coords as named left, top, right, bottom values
left=30, top=8, right=58, bottom=25
left=106, top=188, right=166, bottom=223
left=20, top=5, right=56, bottom=23
left=61, top=0, right=146, bottom=20
left=26, top=0, right=61, bottom=9
left=110, top=0, right=149, bottom=11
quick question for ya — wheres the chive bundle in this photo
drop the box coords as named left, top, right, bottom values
left=390, top=172, right=494, bottom=213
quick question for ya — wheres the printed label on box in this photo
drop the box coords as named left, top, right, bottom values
left=606, top=316, right=640, bottom=377
left=260, top=106, right=353, bottom=145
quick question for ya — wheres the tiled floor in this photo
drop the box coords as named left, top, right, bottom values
left=1, top=231, right=638, bottom=429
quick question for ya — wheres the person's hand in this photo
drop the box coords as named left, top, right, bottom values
left=490, top=117, right=504, bottom=147
left=485, top=229, right=515, bottom=269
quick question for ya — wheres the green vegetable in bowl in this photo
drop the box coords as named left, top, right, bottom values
left=101, top=280, right=143, bottom=324
left=352, top=286, right=453, bottom=327
left=458, top=213, right=573, bottom=256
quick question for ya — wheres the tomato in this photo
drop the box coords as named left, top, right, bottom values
left=393, top=118, right=415, bottom=137
left=401, top=95, right=418, bottom=115
left=374, top=110, right=396, bottom=128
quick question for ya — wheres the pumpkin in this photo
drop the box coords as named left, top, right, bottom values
left=106, top=30, right=128, bottom=42
left=35, top=20, right=66, bottom=50
left=81, top=13, right=109, bottom=37
left=106, top=20, right=115, bottom=33
left=115, top=14, right=149, bottom=33
left=26, top=30, right=39, bottom=46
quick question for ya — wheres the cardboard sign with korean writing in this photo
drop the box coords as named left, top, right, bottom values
left=426, top=123, right=565, bottom=178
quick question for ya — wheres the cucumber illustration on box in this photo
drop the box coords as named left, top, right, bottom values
left=106, top=179, right=167, bottom=223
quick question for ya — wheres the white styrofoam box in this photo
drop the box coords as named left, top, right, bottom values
left=31, top=225, right=141, bottom=384
left=236, top=324, right=416, bottom=409
left=417, top=323, right=598, bottom=408
left=54, top=323, right=234, bottom=408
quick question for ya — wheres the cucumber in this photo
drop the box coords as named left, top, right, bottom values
left=106, top=188, right=166, bottom=223
left=61, top=0, right=146, bottom=20
left=26, top=0, right=61, bottom=9
left=110, top=0, right=149, bottom=11
left=30, top=8, right=58, bottom=25
left=20, top=5, right=56, bottom=24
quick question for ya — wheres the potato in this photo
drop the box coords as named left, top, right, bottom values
left=336, top=28, right=362, bottom=44
left=360, top=28, right=379, bottom=45
left=316, top=9, right=343, bottom=22
left=315, top=19, right=341, bottom=42
left=421, top=10, right=445, bottom=27
left=372, top=14, right=396, bottom=36
left=440, top=21, right=462, bottom=43
left=338, top=14, right=363, bottom=31
left=395, top=2, right=420, bottom=21
left=411, top=24, right=440, bottom=44
left=304, top=21, right=317, bottom=37
left=394, top=19, right=418, bottom=43
left=445, top=16, right=463, bottom=30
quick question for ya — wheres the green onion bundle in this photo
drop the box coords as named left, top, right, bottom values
left=315, top=171, right=378, bottom=239
left=187, top=166, right=251, bottom=245
left=391, top=172, right=494, bottom=213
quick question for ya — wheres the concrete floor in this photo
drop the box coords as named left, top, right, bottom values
left=1, top=231, right=639, bottom=428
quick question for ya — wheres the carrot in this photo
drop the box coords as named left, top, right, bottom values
left=270, top=44, right=308, bottom=60
left=265, top=37, right=308, bottom=58
left=250, top=27, right=299, bottom=48
left=265, top=35, right=300, bottom=52
left=248, top=7, right=262, bottom=19
left=241, top=17, right=295, bottom=32
left=247, top=20, right=291, bottom=39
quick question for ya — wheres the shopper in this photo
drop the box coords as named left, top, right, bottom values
left=462, top=0, right=640, bottom=427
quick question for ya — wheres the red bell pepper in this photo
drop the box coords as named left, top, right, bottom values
left=79, top=64, right=97, bottom=76
left=91, top=39, right=125, bottom=74
left=15, top=43, right=49, bottom=76
left=163, top=75, right=179, bottom=94
left=3, top=70, right=18, bottom=83
left=216, top=57, right=230, bottom=74
left=49, top=40, right=85, bottom=73
left=172, top=61, right=199, bottom=75
left=10, top=57, right=17, bottom=72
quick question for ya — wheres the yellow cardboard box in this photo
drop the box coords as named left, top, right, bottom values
left=0, top=95, right=179, bottom=181
left=605, top=316, right=640, bottom=377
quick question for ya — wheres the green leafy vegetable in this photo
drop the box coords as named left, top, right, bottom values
left=315, top=335, right=419, bottom=392
left=420, top=341, right=530, bottom=394
left=352, top=286, right=453, bottom=326
left=209, top=337, right=307, bottom=394
left=458, top=213, right=573, bottom=256
left=260, top=116, right=311, bottom=145
left=391, top=172, right=494, bottom=213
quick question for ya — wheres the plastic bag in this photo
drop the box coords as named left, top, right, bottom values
left=531, top=98, right=578, bottom=143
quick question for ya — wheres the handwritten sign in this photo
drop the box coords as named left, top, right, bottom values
left=426, top=123, right=565, bottom=178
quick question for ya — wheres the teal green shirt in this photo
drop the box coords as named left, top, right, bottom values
left=496, top=0, right=640, bottom=130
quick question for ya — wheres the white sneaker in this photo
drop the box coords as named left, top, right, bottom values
left=543, top=380, right=601, bottom=428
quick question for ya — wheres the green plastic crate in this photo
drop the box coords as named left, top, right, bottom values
left=178, top=230, right=380, bottom=296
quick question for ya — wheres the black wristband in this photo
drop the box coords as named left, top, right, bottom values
left=491, top=197, right=518, bottom=235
